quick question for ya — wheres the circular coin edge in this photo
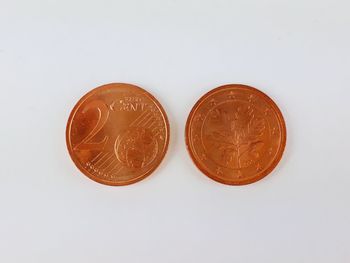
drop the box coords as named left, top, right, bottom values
left=185, top=84, right=287, bottom=185
left=66, top=83, right=170, bottom=186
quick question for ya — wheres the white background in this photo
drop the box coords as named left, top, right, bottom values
left=0, top=0, right=349, bottom=262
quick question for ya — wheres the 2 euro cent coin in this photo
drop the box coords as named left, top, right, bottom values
left=185, top=84, right=286, bottom=185
left=66, top=83, right=170, bottom=186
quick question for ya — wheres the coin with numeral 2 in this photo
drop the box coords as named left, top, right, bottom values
left=66, top=83, right=170, bottom=186
left=185, top=84, right=286, bottom=185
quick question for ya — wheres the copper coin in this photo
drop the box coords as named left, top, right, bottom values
left=66, top=83, right=170, bottom=186
left=185, top=84, right=286, bottom=185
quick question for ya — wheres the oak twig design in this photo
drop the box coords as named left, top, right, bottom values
left=208, top=106, right=266, bottom=169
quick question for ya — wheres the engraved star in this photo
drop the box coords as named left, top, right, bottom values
left=209, top=99, right=217, bottom=106
left=256, top=163, right=262, bottom=171
left=264, top=108, right=270, bottom=116
left=200, top=153, right=207, bottom=161
left=194, top=113, right=204, bottom=122
left=268, top=147, right=273, bottom=155
left=272, top=127, right=277, bottom=135
left=216, top=167, right=223, bottom=175
left=248, top=94, right=254, bottom=103
left=227, top=91, right=236, bottom=100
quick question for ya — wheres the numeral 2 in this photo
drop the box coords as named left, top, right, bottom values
left=74, top=100, right=110, bottom=151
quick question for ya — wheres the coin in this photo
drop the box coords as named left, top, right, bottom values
left=185, top=84, right=286, bottom=185
left=66, top=83, right=170, bottom=186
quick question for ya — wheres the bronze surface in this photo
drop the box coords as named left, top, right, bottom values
left=66, top=83, right=170, bottom=186
left=185, top=84, right=286, bottom=185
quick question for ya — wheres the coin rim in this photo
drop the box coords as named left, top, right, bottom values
left=66, top=83, right=170, bottom=186
left=185, top=84, right=287, bottom=185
